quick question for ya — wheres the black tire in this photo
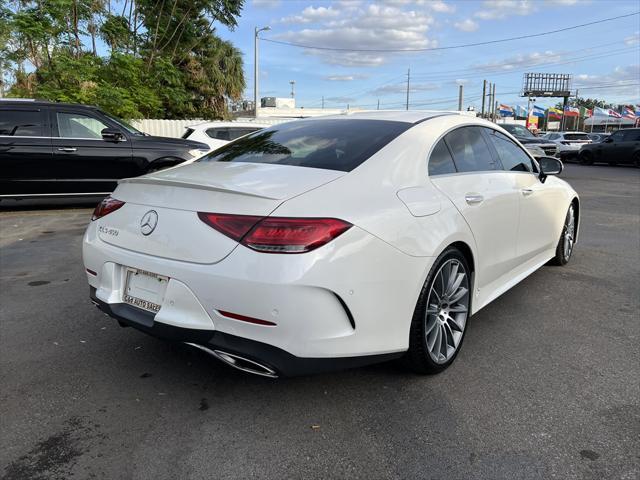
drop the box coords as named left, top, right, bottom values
left=634, top=152, right=640, bottom=168
left=403, top=247, right=472, bottom=374
left=579, top=151, right=593, bottom=165
left=550, top=203, right=577, bottom=266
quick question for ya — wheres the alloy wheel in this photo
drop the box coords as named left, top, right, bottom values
left=563, top=205, right=576, bottom=260
left=425, top=259, right=470, bottom=364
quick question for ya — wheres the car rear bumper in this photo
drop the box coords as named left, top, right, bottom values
left=83, top=220, right=431, bottom=369
left=90, top=288, right=402, bottom=376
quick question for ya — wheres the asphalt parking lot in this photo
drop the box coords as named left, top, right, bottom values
left=1, top=164, right=638, bottom=480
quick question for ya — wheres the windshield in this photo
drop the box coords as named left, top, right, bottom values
left=103, top=113, right=145, bottom=136
left=502, top=124, right=535, bottom=138
left=196, top=119, right=411, bottom=172
left=564, top=133, right=589, bottom=141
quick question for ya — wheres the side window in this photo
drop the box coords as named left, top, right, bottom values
left=485, top=129, right=533, bottom=172
left=623, top=130, right=640, bottom=141
left=428, top=138, right=457, bottom=176
left=228, top=128, right=256, bottom=141
left=206, top=128, right=230, bottom=141
left=444, top=126, right=497, bottom=173
left=609, top=131, right=623, bottom=142
left=56, top=112, right=109, bottom=139
left=0, top=109, right=44, bottom=136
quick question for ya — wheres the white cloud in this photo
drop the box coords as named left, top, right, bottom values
left=372, top=82, right=439, bottom=96
left=324, top=74, right=368, bottom=81
left=454, top=19, right=479, bottom=32
left=325, top=95, right=356, bottom=104
left=624, top=32, right=640, bottom=46
left=474, top=0, right=537, bottom=20
left=475, top=51, right=566, bottom=71
left=275, top=3, right=438, bottom=66
left=280, top=6, right=340, bottom=25
left=574, top=65, right=640, bottom=101
left=252, top=0, right=281, bottom=8
left=472, top=0, right=584, bottom=21
left=387, top=0, right=455, bottom=12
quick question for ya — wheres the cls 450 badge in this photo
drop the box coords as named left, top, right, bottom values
left=98, top=225, right=119, bottom=236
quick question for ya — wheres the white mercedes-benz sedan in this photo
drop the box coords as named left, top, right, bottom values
left=83, top=111, right=579, bottom=377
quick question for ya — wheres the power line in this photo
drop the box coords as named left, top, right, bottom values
left=261, top=12, right=639, bottom=53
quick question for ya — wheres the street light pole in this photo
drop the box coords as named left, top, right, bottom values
left=254, top=26, right=270, bottom=117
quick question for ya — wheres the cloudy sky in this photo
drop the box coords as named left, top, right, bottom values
left=216, top=0, right=640, bottom=110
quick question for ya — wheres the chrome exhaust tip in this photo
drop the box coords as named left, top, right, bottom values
left=184, top=343, right=278, bottom=378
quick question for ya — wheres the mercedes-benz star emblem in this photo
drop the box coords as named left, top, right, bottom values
left=140, top=210, right=158, bottom=236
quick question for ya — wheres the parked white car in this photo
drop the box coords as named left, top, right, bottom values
left=84, top=111, right=579, bottom=377
left=181, top=121, right=270, bottom=151
left=542, top=131, right=592, bottom=160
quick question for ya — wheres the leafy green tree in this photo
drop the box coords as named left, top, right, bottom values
left=3, top=0, right=246, bottom=120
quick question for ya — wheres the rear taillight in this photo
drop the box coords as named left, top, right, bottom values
left=198, top=213, right=352, bottom=254
left=92, top=196, right=125, bottom=221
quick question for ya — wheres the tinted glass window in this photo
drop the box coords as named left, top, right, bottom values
left=198, top=119, right=411, bottom=172
left=563, top=133, right=589, bottom=141
left=207, top=128, right=230, bottom=140
left=623, top=130, right=640, bottom=141
left=428, top=138, right=456, bottom=176
left=444, top=126, right=497, bottom=172
left=501, top=124, right=535, bottom=138
left=0, top=109, right=43, bottom=136
left=486, top=129, right=533, bottom=172
left=56, top=112, right=109, bottom=139
left=228, top=128, right=261, bottom=140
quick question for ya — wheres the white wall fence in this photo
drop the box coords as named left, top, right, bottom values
left=131, top=119, right=200, bottom=138
left=131, top=117, right=295, bottom=138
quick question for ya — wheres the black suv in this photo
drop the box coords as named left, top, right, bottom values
left=500, top=123, right=558, bottom=157
left=578, top=128, right=640, bottom=166
left=0, top=100, right=209, bottom=198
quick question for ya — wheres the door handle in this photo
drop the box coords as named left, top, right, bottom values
left=521, top=188, right=534, bottom=196
left=465, top=194, right=484, bottom=205
left=57, top=147, right=77, bottom=152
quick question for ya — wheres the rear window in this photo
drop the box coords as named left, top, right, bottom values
left=197, top=119, right=411, bottom=172
left=0, top=109, right=43, bottom=136
left=563, top=133, right=589, bottom=141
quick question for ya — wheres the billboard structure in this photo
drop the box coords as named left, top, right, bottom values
left=522, top=73, right=573, bottom=130
left=522, top=73, right=572, bottom=97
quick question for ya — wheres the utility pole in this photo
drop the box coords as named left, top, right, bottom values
left=481, top=80, right=487, bottom=117
left=254, top=25, right=271, bottom=117
left=406, top=68, right=410, bottom=111
left=491, top=83, right=496, bottom=122
left=377, top=99, right=380, bottom=110
left=321, top=96, right=324, bottom=109
left=289, top=80, right=295, bottom=99
left=458, top=84, right=464, bottom=111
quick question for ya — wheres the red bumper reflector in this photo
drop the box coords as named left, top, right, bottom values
left=86, top=268, right=97, bottom=276
left=218, top=310, right=277, bottom=326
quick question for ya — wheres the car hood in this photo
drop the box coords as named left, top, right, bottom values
left=130, top=134, right=209, bottom=150
left=517, top=137, right=554, bottom=145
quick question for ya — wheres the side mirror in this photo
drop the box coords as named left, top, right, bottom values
left=604, top=137, right=613, bottom=143
left=101, top=127, right=124, bottom=142
left=538, top=156, right=563, bottom=183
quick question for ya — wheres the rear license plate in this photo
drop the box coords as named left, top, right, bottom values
left=123, top=268, right=168, bottom=313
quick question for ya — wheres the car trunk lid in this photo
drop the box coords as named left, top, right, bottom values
left=96, top=162, right=344, bottom=264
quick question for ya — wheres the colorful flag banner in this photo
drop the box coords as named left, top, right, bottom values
left=515, top=105, right=528, bottom=118
left=579, top=107, right=592, bottom=118
left=499, top=104, right=514, bottom=117
left=623, top=106, right=637, bottom=119
left=547, top=108, right=563, bottom=120
left=563, top=106, right=580, bottom=117
left=594, top=107, right=622, bottom=118
left=531, top=105, right=545, bottom=118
